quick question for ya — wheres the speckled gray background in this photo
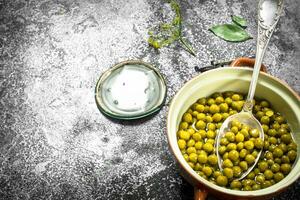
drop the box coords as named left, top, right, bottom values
left=0, top=0, right=299, bottom=199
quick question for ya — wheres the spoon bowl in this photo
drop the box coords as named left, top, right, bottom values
left=215, top=111, right=264, bottom=180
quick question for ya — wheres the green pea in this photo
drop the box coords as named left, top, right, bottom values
left=280, top=163, right=291, bottom=175
left=245, top=154, right=255, bottom=165
left=188, top=162, right=195, bottom=169
left=265, top=152, right=273, bottom=160
left=222, top=152, right=229, bottom=160
left=187, top=139, right=195, bottom=147
left=281, top=134, right=292, bottom=144
left=232, top=166, right=242, bottom=178
left=183, top=154, right=189, bottom=162
left=187, top=147, right=196, bottom=154
left=223, top=168, right=234, bottom=179
left=239, top=149, right=248, bottom=159
left=264, top=141, right=270, bottom=149
left=209, top=104, right=220, bottom=114
left=219, top=146, right=227, bottom=155
left=179, top=122, right=189, bottom=130
left=267, top=129, right=277, bottom=137
left=216, top=175, right=228, bottom=187
left=214, top=170, right=222, bottom=178
left=262, top=124, right=269, bottom=133
left=268, top=144, right=276, bottom=152
left=287, top=150, right=297, bottom=161
left=242, top=179, right=254, bottom=187
left=247, top=171, right=256, bottom=180
left=208, top=154, right=218, bottom=165
left=255, top=174, right=265, bottom=184
left=240, top=129, right=249, bottom=139
left=271, top=163, right=281, bottom=173
left=268, top=137, right=277, bottom=145
left=250, top=129, right=260, bottom=138
left=227, top=143, right=237, bottom=151
left=223, top=159, right=233, bottom=168
left=231, top=94, right=240, bottom=101
left=228, top=150, right=239, bottom=162
left=256, top=111, right=265, bottom=119
left=183, top=113, right=193, bottom=123
left=196, top=120, right=206, bottom=130
left=179, top=131, right=190, bottom=141
left=220, top=103, right=229, bottom=112
left=231, top=126, right=239, bottom=134
left=192, top=133, right=202, bottom=142
left=281, top=155, right=290, bottom=164
left=203, top=143, right=214, bottom=153
left=230, top=180, right=242, bottom=189
left=264, top=169, right=273, bottom=180
left=239, top=161, right=248, bottom=171
left=252, top=184, right=261, bottom=190
left=272, top=123, right=281, bottom=130
left=203, top=166, right=213, bottom=177
left=254, top=138, right=264, bottom=149
left=278, top=143, right=288, bottom=153
left=177, top=139, right=186, bottom=149
left=287, top=142, right=297, bottom=151
left=275, top=116, right=285, bottom=124
left=267, top=159, right=275, bottom=166
left=244, top=141, right=254, bottom=151
left=274, top=158, right=282, bottom=164
left=274, top=172, right=285, bottom=182
left=195, top=104, right=205, bottom=112
left=198, top=154, right=208, bottom=164
left=196, top=113, right=206, bottom=121
left=258, top=161, right=268, bottom=172
left=234, top=133, right=244, bottom=143
left=206, top=115, right=213, bottom=123
left=194, top=163, right=203, bottom=171
left=253, top=168, right=260, bottom=175
left=260, top=116, right=270, bottom=125
left=212, top=113, right=223, bottom=122
left=251, top=150, right=259, bottom=158
left=237, top=142, right=244, bottom=151
left=260, top=100, right=269, bottom=107
left=273, top=147, right=283, bottom=158
left=206, top=130, right=216, bottom=139
left=225, top=132, right=235, bottom=142
left=195, top=141, right=203, bottom=150
left=197, top=98, right=206, bottom=105
left=262, top=181, right=272, bottom=189
left=189, top=153, right=198, bottom=163
left=222, top=113, right=229, bottom=120
left=220, top=138, right=229, bottom=146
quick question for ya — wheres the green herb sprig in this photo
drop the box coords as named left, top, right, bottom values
left=148, top=0, right=196, bottom=56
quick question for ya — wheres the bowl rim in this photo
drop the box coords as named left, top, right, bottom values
left=167, top=67, right=300, bottom=197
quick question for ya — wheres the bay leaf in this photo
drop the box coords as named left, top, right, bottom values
left=209, top=24, right=252, bottom=42
left=232, top=15, right=247, bottom=28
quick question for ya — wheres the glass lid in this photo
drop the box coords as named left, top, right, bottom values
left=95, top=60, right=167, bottom=120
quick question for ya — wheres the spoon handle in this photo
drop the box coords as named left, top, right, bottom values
left=244, top=0, right=284, bottom=111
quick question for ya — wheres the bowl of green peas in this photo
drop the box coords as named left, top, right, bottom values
left=167, top=62, right=300, bottom=200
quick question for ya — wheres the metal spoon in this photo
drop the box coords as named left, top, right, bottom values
left=215, top=0, right=284, bottom=180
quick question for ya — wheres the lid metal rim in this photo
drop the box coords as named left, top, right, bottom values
left=95, top=60, right=167, bottom=120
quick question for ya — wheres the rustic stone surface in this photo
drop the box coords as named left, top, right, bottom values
left=0, top=0, right=299, bottom=199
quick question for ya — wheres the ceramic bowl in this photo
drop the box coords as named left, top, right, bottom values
left=167, top=60, right=300, bottom=200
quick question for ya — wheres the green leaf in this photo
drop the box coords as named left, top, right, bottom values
left=231, top=15, right=247, bottom=28
left=209, top=24, right=252, bottom=42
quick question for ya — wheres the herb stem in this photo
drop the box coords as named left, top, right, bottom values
left=179, top=37, right=196, bottom=57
